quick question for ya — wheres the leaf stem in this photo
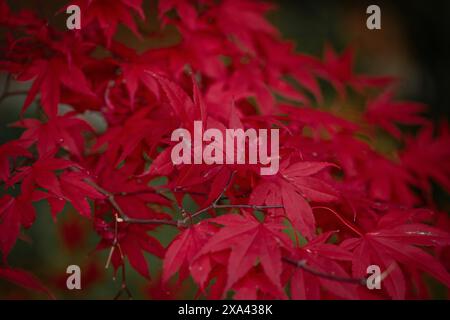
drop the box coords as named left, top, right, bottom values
left=312, top=206, right=364, bottom=237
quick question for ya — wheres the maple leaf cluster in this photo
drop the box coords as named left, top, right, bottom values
left=0, top=0, right=449, bottom=299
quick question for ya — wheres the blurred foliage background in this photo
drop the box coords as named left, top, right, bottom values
left=0, top=0, right=449, bottom=299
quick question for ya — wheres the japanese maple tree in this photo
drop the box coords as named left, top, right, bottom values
left=0, top=0, right=449, bottom=300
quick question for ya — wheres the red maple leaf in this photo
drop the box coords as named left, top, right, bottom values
left=96, top=221, right=165, bottom=279
left=365, top=90, right=429, bottom=139
left=316, top=45, right=393, bottom=97
left=193, top=212, right=292, bottom=294
left=8, top=154, right=74, bottom=198
left=18, top=56, right=93, bottom=117
left=250, top=160, right=338, bottom=239
left=287, top=232, right=358, bottom=299
left=13, top=113, right=93, bottom=158
left=69, top=0, right=144, bottom=44
left=0, top=267, right=54, bottom=299
left=0, top=194, right=36, bottom=260
left=341, top=210, right=450, bottom=299
left=0, top=141, right=32, bottom=182
left=401, top=124, right=450, bottom=193
left=163, top=221, right=217, bottom=284
left=232, top=265, right=287, bottom=300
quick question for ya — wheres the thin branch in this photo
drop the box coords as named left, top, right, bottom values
left=84, top=178, right=180, bottom=227
left=105, top=213, right=120, bottom=269
left=113, top=263, right=133, bottom=300
left=0, top=74, right=28, bottom=104
left=0, top=74, right=11, bottom=99
left=119, top=216, right=180, bottom=226
left=181, top=170, right=237, bottom=223
left=282, top=257, right=367, bottom=285
left=104, top=213, right=132, bottom=299
left=85, top=175, right=375, bottom=288
left=312, top=206, right=364, bottom=237
left=85, top=170, right=281, bottom=229
left=214, top=204, right=283, bottom=210
left=283, top=257, right=395, bottom=288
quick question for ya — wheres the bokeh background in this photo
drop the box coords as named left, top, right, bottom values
left=1, top=0, right=449, bottom=299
